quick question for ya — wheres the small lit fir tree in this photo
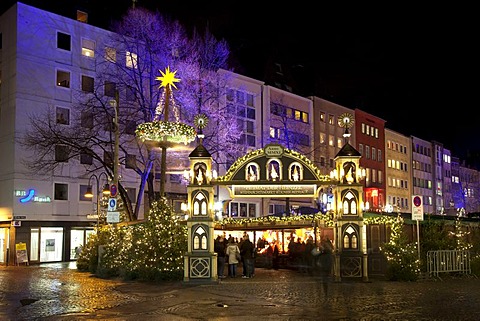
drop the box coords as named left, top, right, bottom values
left=380, top=214, right=420, bottom=281
left=449, top=213, right=473, bottom=251
left=78, top=200, right=187, bottom=281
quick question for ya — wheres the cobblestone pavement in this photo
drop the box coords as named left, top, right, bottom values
left=1, top=262, right=480, bottom=320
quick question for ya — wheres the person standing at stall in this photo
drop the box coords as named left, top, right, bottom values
left=225, top=238, right=241, bottom=278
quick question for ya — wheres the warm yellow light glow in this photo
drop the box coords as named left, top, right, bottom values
left=156, top=66, right=180, bottom=89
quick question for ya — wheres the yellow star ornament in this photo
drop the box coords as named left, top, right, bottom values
left=156, top=66, right=180, bottom=89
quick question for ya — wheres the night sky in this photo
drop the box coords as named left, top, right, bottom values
left=2, top=1, right=478, bottom=160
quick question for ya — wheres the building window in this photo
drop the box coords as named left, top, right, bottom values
left=56, top=107, right=70, bottom=125
left=57, top=32, right=71, bottom=51
left=81, top=111, right=93, bottom=129
left=125, top=187, right=136, bottom=204
left=126, top=51, right=138, bottom=69
left=320, top=112, right=325, bottom=122
left=104, top=151, right=114, bottom=167
left=56, top=70, right=70, bottom=88
left=54, top=183, right=68, bottom=200
left=104, top=81, right=116, bottom=97
left=125, top=154, right=136, bottom=169
left=81, top=38, right=95, bottom=57
left=76, top=10, right=88, bottom=23
left=126, top=86, right=135, bottom=102
left=79, top=184, right=90, bottom=201
left=81, top=75, right=94, bottom=93
left=80, top=152, right=93, bottom=165
left=246, top=93, right=254, bottom=106
left=126, top=120, right=136, bottom=135
left=55, top=145, right=69, bottom=162
left=328, top=115, right=335, bottom=125
left=105, top=47, right=116, bottom=63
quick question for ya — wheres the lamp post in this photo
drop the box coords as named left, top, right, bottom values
left=85, top=172, right=110, bottom=227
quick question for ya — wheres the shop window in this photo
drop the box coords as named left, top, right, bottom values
left=54, top=183, right=68, bottom=200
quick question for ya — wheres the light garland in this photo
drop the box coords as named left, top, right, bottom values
left=136, top=120, right=197, bottom=145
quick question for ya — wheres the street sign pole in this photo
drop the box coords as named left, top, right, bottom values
left=412, top=195, right=424, bottom=261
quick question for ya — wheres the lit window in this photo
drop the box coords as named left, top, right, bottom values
left=126, top=51, right=137, bottom=69
left=81, top=38, right=95, bottom=57
left=56, top=70, right=70, bottom=88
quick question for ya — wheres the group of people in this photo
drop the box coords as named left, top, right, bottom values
left=214, top=232, right=334, bottom=279
left=214, top=232, right=256, bottom=279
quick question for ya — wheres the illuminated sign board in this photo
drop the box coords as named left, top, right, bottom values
left=15, top=189, right=52, bottom=203
left=232, top=184, right=317, bottom=198
left=264, top=144, right=284, bottom=157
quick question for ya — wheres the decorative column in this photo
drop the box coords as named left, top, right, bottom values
left=331, top=113, right=368, bottom=282
left=183, top=115, right=218, bottom=283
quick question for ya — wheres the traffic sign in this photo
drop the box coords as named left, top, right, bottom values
left=108, top=198, right=117, bottom=211
left=107, top=211, right=120, bottom=223
left=412, top=195, right=424, bottom=221
left=110, top=184, right=118, bottom=197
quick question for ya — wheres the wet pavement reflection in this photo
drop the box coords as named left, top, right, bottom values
left=1, top=262, right=480, bottom=320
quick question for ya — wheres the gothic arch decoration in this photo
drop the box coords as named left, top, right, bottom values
left=215, top=144, right=331, bottom=183
left=193, top=162, right=207, bottom=185
left=245, top=162, right=260, bottom=182
left=192, top=224, right=208, bottom=250
left=192, top=190, right=209, bottom=216
left=266, top=158, right=282, bottom=181
left=342, top=224, right=359, bottom=250
left=342, top=161, right=356, bottom=184
left=288, top=162, right=303, bottom=181
left=341, top=189, right=359, bottom=215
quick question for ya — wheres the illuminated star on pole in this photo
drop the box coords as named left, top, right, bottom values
left=156, top=66, right=180, bottom=90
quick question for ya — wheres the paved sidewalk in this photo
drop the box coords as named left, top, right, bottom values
left=53, top=267, right=480, bottom=320
left=2, top=263, right=479, bottom=320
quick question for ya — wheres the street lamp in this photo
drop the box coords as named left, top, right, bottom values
left=85, top=172, right=111, bottom=226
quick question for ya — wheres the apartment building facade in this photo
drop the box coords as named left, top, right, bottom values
left=385, top=129, right=412, bottom=213
left=354, top=109, right=386, bottom=211
left=0, top=3, right=144, bottom=265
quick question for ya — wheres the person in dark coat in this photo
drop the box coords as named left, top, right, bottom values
left=214, top=235, right=226, bottom=278
left=239, top=234, right=255, bottom=278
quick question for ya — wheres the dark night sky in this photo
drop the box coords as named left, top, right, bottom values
left=2, top=1, right=478, bottom=159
